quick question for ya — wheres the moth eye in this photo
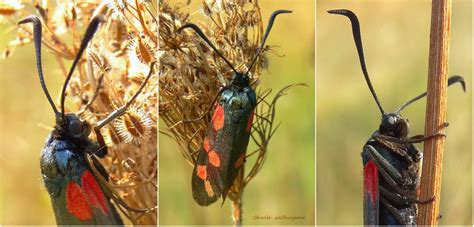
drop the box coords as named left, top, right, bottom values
left=388, top=117, right=395, bottom=125
left=69, top=120, right=83, bottom=136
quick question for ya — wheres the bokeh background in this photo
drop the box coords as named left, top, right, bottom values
left=0, top=20, right=62, bottom=224
left=317, top=0, right=472, bottom=225
left=159, top=0, right=315, bottom=225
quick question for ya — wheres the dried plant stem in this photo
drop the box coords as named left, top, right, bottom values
left=417, top=0, right=452, bottom=225
left=231, top=191, right=243, bottom=225
left=231, top=197, right=242, bottom=225
left=230, top=166, right=244, bottom=226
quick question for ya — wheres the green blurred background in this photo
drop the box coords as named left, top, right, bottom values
left=317, top=0, right=472, bottom=225
left=0, top=23, right=61, bottom=223
left=159, top=0, right=315, bottom=225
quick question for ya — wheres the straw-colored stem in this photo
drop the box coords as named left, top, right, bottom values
left=417, top=0, right=452, bottom=224
left=231, top=194, right=243, bottom=226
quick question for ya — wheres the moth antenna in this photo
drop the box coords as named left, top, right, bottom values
left=328, top=9, right=386, bottom=115
left=396, top=75, right=466, bottom=113
left=18, top=16, right=59, bottom=117
left=60, top=15, right=105, bottom=119
left=245, top=9, right=292, bottom=77
left=177, top=23, right=239, bottom=75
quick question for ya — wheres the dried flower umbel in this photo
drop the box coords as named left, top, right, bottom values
left=159, top=0, right=298, bottom=224
left=1, top=0, right=157, bottom=224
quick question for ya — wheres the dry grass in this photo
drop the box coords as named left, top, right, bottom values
left=159, top=0, right=299, bottom=224
left=1, top=0, right=157, bottom=224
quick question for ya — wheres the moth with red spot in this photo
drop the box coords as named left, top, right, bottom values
left=177, top=10, right=292, bottom=206
left=328, top=9, right=466, bottom=224
left=18, top=15, right=154, bottom=224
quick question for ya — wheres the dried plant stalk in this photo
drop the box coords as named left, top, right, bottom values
left=159, top=0, right=299, bottom=224
left=1, top=0, right=158, bottom=224
left=417, top=0, right=452, bottom=225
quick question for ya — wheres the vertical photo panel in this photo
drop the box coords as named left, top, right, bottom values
left=159, top=0, right=315, bottom=225
left=0, top=1, right=158, bottom=225
left=317, top=0, right=472, bottom=225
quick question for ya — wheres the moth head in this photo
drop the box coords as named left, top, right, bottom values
left=231, top=72, right=250, bottom=90
left=379, top=113, right=409, bottom=138
left=58, top=114, right=92, bottom=140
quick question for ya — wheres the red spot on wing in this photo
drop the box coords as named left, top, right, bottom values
left=204, top=137, right=211, bottom=152
left=66, top=182, right=92, bottom=221
left=364, top=160, right=378, bottom=205
left=234, top=153, right=245, bottom=168
left=81, top=170, right=109, bottom=215
left=247, top=111, right=254, bottom=132
left=197, top=165, right=207, bottom=180
left=212, top=105, right=225, bottom=131
left=204, top=180, right=215, bottom=197
left=208, top=150, right=221, bottom=167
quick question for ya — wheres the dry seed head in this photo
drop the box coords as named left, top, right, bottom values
left=102, top=124, right=124, bottom=147
left=115, top=105, right=153, bottom=145
left=128, top=32, right=155, bottom=64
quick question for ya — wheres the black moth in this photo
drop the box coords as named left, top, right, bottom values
left=176, top=10, right=292, bottom=206
left=328, top=9, right=466, bottom=225
left=18, top=15, right=154, bottom=224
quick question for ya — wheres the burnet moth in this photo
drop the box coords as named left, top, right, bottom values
left=18, top=15, right=155, bottom=224
left=327, top=9, right=466, bottom=225
left=177, top=10, right=292, bottom=206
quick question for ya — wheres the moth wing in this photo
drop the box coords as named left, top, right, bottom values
left=191, top=147, right=224, bottom=206
left=219, top=111, right=253, bottom=202
left=83, top=154, right=124, bottom=224
left=363, top=145, right=379, bottom=225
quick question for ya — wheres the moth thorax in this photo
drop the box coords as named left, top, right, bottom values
left=231, top=73, right=250, bottom=89
left=220, top=89, right=253, bottom=111
left=379, top=113, right=410, bottom=138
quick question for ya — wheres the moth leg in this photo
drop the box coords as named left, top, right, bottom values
left=407, top=122, right=449, bottom=142
left=366, top=145, right=433, bottom=205
left=85, top=154, right=154, bottom=214
left=380, top=185, right=433, bottom=205
left=92, top=127, right=109, bottom=156
left=380, top=197, right=412, bottom=225
left=373, top=135, right=415, bottom=163
left=406, top=133, right=445, bottom=143
left=374, top=122, right=448, bottom=144
left=366, top=151, right=411, bottom=198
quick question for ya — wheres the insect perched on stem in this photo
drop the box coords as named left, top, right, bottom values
left=18, top=15, right=155, bottom=225
left=327, top=9, right=466, bottom=225
left=176, top=9, right=292, bottom=206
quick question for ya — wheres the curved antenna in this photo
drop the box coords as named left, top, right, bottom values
left=60, top=16, right=104, bottom=118
left=245, top=9, right=292, bottom=76
left=18, top=16, right=60, bottom=117
left=396, top=75, right=466, bottom=113
left=328, top=9, right=385, bottom=115
left=177, top=23, right=239, bottom=75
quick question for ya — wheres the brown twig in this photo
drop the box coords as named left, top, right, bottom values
left=417, top=0, right=452, bottom=225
